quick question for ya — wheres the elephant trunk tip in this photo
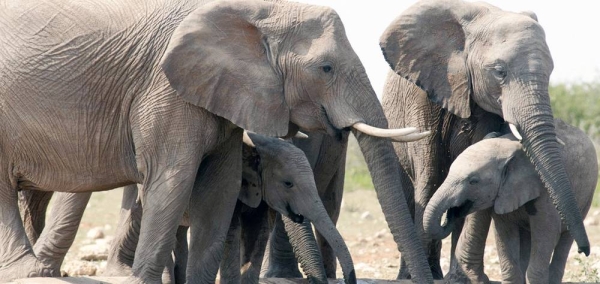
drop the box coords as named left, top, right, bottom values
left=578, top=245, right=590, bottom=256
left=344, top=269, right=356, bottom=284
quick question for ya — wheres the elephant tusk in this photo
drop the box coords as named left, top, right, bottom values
left=390, top=130, right=431, bottom=142
left=352, top=122, right=418, bottom=138
left=557, top=137, right=566, bottom=146
left=242, top=131, right=256, bottom=147
left=295, top=131, right=309, bottom=139
left=509, top=123, right=523, bottom=141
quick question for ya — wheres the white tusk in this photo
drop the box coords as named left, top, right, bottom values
left=352, top=122, right=418, bottom=138
left=390, top=131, right=431, bottom=142
left=557, top=137, right=565, bottom=146
left=242, top=131, right=255, bottom=148
left=509, top=123, right=523, bottom=141
left=295, top=131, right=309, bottom=139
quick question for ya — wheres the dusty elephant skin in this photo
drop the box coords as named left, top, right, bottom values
left=424, top=119, right=598, bottom=284
left=379, top=0, right=590, bottom=279
left=0, top=0, right=433, bottom=283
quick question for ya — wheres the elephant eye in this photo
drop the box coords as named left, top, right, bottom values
left=283, top=181, right=294, bottom=188
left=322, top=65, right=333, bottom=73
left=492, top=65, right=507, bottom=81
left=468, top=177, right=480, bottom=185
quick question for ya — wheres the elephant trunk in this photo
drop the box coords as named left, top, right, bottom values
left=423, top=186, right=456, bottom=240
left=351, top=122, right=432, bottom=282
left=304, top=205, right=356, bottom=284
left=333, top=67, right=431, bottom=282
left=281, top=216, right=327, bottom=284
left=507, top=87, right=590, bottom=255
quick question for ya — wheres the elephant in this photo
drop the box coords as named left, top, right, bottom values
left=0, top=0, right=433, bottom=282
left=23, top=132, right=355, bottom=283
left=378, top=0, right=590, bottom=279
left=424, top=119, right=598, bottom=284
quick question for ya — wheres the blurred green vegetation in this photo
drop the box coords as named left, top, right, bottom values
left=344, top=136, right=374, bottom=192
left=344, top=81, right=600, bottom=207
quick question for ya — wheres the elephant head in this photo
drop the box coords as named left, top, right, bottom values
left=380, top=0, right=589, bottom=255
left=240, top=132, right=355, bottom=283
left=161, top=0, right=432, bottom=280
left=423, top=135, right=537, bottom=239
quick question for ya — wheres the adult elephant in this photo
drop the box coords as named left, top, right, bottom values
left=0, top=0, right=431, bottom=282
left=378, top=0, right=590, bottom=279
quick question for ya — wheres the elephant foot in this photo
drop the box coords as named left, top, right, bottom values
left=263, top=261, right=303, bottom=279
left=0, top=254, right=57, bottom=281
left=396, top=260, right=411, bottom=279
left=103, top=262, right=133, bottom=277
left=444, top=269, right=490, bottom=284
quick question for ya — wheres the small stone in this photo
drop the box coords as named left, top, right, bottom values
left=86, top=227, right=105, bottom=240
left=374, top=229, right=388, bottom=238
left=360, top=211, right=372, bottom=220
left=79, top=243, right=109, bottom=261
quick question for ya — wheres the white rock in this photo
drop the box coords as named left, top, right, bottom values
left=86, top=227, right=105, bottom=240
left=360, top=211, right=372, bottom=220
left=79, top=243, right=109, bottom=261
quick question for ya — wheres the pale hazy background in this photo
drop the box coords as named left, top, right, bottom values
left=297, top=0, right=600, bottom=97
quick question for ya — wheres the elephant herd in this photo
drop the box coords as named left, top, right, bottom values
left=0, top=0, right=596, bottom=283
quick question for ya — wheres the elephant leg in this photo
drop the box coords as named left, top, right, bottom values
left=130, top=149, right=203, bottom=284
left=493, top=218, right=524, bottom=284
left=396, top=163, right=416, bottom=280
left=526, top=210, right=559, bottom=284
left=104, top=184, right=142, bottom=276
left=33, top=192, right=92, bottom=272
left=173, top=226, right=189, bottom=284
left=548, top=232, right=572, bottom=284
left=219, top=202, right=242, bottom=284
left=186, top=132, right=243, bottom=283
left=18, top=190, right=54, bottom=245
left=0, top=185, right=55, bottom=280
left=240, top=201, right=270, bottom=283
left=448, top=209, right=491, bottom=284
left=518, top=227, right=531, bottom=275
left=263, top=213, right=303, bottom=278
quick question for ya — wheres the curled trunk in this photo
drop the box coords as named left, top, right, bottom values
left=423, top=188, right=455, bottom=240
left=282, top=216, right=327, bottom=284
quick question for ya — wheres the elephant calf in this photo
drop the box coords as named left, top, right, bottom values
left=424, top=119, right=598, bottom=284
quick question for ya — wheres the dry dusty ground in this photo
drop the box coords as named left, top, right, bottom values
left=56, top=187, right=600, bottom=282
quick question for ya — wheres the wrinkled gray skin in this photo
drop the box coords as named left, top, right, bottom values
left=425, top=119, right=598, bottom=284
left=379, top=0, right=590, bottom=279
left=24, top=134, right=355, bottom=284
left=0, top=0, right=432, bottom=282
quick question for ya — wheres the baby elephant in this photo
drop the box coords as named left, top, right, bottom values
left=424, top=119, right=598, bottom=284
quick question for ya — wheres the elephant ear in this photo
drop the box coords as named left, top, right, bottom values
left=379, top=0, right=481, bottom=118
left=494, top=150, right=542, bottom=214
left=240, top=142, right=263, bottom=208
left=161, top=0, right=288, bottom=136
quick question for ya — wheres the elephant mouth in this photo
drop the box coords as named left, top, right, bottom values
left=443, top=200, right=474, bottom=229
left=321, top=106, right=347, bottom=141
left=286, top=204, right=304, bottom=224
